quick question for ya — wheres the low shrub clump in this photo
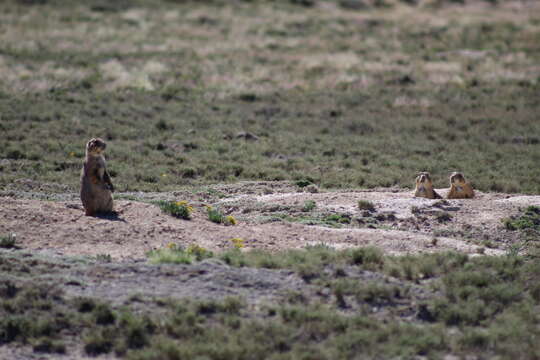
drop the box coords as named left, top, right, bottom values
left=147, top=243, right=214, bottom=264
left=358, top=200, right=376, bottom=212
left=206, top=206, right=237, bottom=225
left=0, top=233, right=17, bottom=249
left=2, top=245, right=540, bottom=359
left=156, top=200, right=193, bottom=220
left=302, top=200, right=317, bottom=212
left=503, top=206, right=540, bottom=231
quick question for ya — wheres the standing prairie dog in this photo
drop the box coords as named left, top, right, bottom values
left=447, top=172, right=475, bottom=199
left=414, top=172, right=442, bottom=199
left=80, top=138, right=114, bottom=216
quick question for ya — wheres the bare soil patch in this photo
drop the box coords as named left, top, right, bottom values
left=2, top=184, right=538, bottom=259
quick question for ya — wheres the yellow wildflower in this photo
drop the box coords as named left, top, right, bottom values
left=230, top=238, right=245, bottom=249
left=166, top=242, right=177, bottom=250
left=175, top=200, right=193, bottom=214
left=225, top=215, right=237, bottom=226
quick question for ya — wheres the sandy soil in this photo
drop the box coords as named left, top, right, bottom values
left=1, top=185, right=538, bottom=259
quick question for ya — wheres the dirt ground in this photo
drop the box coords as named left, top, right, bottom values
left=2, top=183, right=538, bottom=259
left=1, top=182, right=539, bottom=360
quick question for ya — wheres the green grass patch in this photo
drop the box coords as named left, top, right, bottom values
left=503, top=206, right=540, bottom=231
left=206, top=207, right=237, bottom=225
left=2, top=246, right=540, bottom=359
left=147, top=244, right=214, bottom=265
left=0, top=1, right=539, bottom=194
left=207, top=207, right=224, bottom=224
left=0, top=234, right=17, bottom=249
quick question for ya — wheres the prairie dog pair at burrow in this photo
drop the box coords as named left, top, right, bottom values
left=414, top=172, right=474, bottom=199
left=80, top=138, right=114, bottom=216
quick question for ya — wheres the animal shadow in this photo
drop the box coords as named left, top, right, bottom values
left=94, top=211, right=126, bottom=222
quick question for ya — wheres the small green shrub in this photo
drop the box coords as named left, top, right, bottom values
left=435, top=212, right=452, bottom=223
left=155, top=119, right=171, bottom=131
left=84, top=329, right=115, bottom=356
left=207, top=208, right=224, bottom=223
left=74, top=298, right=96, bottom=313
left=503, top=206, right=540, bottom=231
left=118, top=314, right=152, bottom=350
left=147, top=248, right=194, bottom=265
left=147, top=244, right=213, bottom=264
left=348, top=247, right=384, bottom=269
left=358, top=200, right=375, bottom=212
left=302, top=200, right=317, bottom=212
left=32, top=338, right=66, bottom=354
left=94, top=303, right=116, bottom=326
left=295, top=179, right=312, bottom=188
left=206, top=207, right=237, bottom=225
left=195, top=297, right=244, bottom=316
left=0, top=233, right=17, bottom=249
left=186, top=244, right=214, bottom=261
left=95, top=254, right=112, bottom=263
left=323, top=213, right=351, bottom=226
left=156, top=201, right=193, bottom=220
left=0, top=316, right=30, bottom=343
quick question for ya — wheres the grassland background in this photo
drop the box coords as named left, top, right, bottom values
left=0, top=0, right=539, bottom=193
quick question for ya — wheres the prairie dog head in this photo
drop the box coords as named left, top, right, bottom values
left=415, top=172, right=434, bottom=188
left=86, top=138, right=107, bottom=156
left=449, top=172, right=467, bottom=186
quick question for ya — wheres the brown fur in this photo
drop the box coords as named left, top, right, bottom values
left=80, top=138, right=114, bottom=216
left=414, top=172, right=442, bottom=199
left=447, top=172, right=475, bottom=199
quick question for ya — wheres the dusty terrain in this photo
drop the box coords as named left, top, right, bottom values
left=2, top=182, right=538, bottom=259
left=1, top=182, right=539, bottom=360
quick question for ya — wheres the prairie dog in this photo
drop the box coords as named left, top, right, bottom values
left=80, top=138, right=114, bottom=216
left=447, top=172, right=475, bottom=199
left=414, top=172, right=442, bottom=199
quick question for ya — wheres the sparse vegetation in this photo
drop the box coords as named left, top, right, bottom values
left=0, top=0, right=539, bottom=358
left=358, top=200, right=376, bottom=212
left=207, top=207, right=224, bottom=224
left=147, top=244, right=213, bottom=264
left=295, top=179, right=313, bottom=188
left=230, top=238, right=245, bottom=249
left=0, top=0, right=538, bottom=194
left=435, top=211, right=453, bottom=223
left=302, top=200, right=317, bottom=212
left=503, top=206, right=540, bottom=231
left=156, top=200, right=193, bottom=220
left=0, top=233, right=17, bottom=249
left=1, top=246, right=539, bottom=359
left=206, top=206, right=237, bottom=225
